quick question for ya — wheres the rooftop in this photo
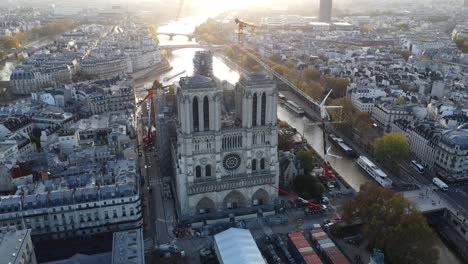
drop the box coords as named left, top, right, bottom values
left=0, top=159, right=137, bottom=211
left=179, top=74, right=217, bottom=90
left=214, top=228, right=265, bottom=264
left=112, top=228, right=144, bottom=264
left=0, top=229, right=32, bottom=263
left=440, top=129, right=468, bottom=150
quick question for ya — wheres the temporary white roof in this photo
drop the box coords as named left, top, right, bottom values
left=214, top=228, right=265, bottom=264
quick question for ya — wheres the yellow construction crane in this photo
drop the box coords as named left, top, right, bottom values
left=235, top=18, right=257, bottom=44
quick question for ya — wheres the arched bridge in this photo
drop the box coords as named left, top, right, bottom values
left=157, top=32, right=194, bottom=41
left=159, top=44, right=224, bottom=51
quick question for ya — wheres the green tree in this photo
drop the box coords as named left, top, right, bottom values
left=296, top=149, right=317, bottom=173
left=304, top=67, right=321, bottom=82
left=1, top=36, right=21, bottom=48
left=0, top=49, right=4, bottom=57
left=292, top=175, right=325, bottom=200
left=374, top=132, right=410, bottom=164
left=395, top=96, right=406, bottom=104
left=343, top=183, right=439, bottom=264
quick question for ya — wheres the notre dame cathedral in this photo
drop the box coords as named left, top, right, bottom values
left=173, top=51, right=279, bottom=218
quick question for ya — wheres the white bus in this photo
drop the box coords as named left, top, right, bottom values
left=432, top=177, right=448, bottom=191
left=411, top=160, right=425, bottom=174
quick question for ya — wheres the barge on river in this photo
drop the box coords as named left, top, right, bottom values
left=356, top=156, right=392, bottom=188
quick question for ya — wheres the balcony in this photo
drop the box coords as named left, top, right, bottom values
left=188, top=172, right=274, bottom=195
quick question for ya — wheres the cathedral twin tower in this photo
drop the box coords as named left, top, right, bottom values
left=173, top=51, right=279, bottom=219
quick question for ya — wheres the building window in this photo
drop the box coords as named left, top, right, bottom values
left=252, top=159, right=257, bottom=171
left=252, top=93, right=257, bottom=126
left=261, top=92, right=266, bottom=125
left=196, top=166, right=202, bottom=178
left=193, top=97, right=199, bottom=132
left=206, top=165, right=212, bottom=177
left=203, top=96, right=210, bottom=130
left=260, top=158, right=265, bottom=170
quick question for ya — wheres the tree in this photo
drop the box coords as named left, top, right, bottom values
left=272, top=64, right=290, bottom=77
left=395, top=96, right=406, bottom=104
left=360, top=24, right=374, bottom=34
left=31, top=19, right=77, bottom=38
left=292, top=175, right=325, bottom=200
left=278, top=132, right=296, bottom=151
left=454, top=39, right=468, bottom=53
left=241, top=55, right=258, bottom=71
left=1, top=36, right=21, bottom=49
left=330, top=97, right=356, bottom=123
left=0, top=49, right=4, bottom=58
left=342, top=183, right=439, bottom=264
left=304, top=67, right=321, bottom=82
left=374, top=132, right=410, bottom=165
left=296, top=149, right=317, bottom=173
left=398, top=50, right=413, bottom=61
left=148, top=24, right=159, bottom=44
left=318, top=53, right=329, bottom=62
left=269, top=53, right=282, bottom=63
left=322, top=76, right=350, bottom=98
left=353, top=111, right=373, bottom=132
left=224, top=45, right=236, bottom=59
left=279, top=121, right=289, bottom=128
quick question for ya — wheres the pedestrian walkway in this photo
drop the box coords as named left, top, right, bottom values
left=404, top=188, right=448, bottom=213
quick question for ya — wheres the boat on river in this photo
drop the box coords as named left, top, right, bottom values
left=356, top=156, right=392, bottom=188
left=328, top=133, right=357, bottom=158
left=284, top=100, right=304, bottom=115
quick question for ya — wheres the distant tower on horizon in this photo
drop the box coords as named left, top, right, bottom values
left=318, top=0, right=333, bottom=22
left=193, top=50, right=213, bottom=77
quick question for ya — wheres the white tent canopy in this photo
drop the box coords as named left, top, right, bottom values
left=214, top=228, right=266, bottom=264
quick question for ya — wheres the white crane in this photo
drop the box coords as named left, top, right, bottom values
left=317, top=89, right=343, bottom=160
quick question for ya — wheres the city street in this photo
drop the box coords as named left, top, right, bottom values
left=134, top=79, right=178, bottom=258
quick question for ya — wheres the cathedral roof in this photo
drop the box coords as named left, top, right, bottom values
left=182, top=74, right=217, bottom=89
left=239, top=72, right=275, bottom=87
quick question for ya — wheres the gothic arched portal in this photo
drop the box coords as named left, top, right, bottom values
left=223, top=190, right=246, bottom=209
left=251, top=188, right=269, bottom=206
left=195, top=197, right=215, bottom=213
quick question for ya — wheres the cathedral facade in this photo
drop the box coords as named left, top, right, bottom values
left=173, top=54, right=279, bottom=217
